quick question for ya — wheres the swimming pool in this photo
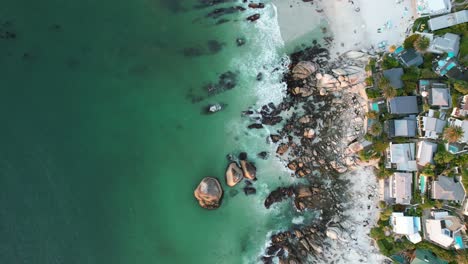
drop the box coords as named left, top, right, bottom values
left=372, top=102, right=380, bottom=112
left=455, top=236, right=464, bottom=249
left=449, top=145, right=459, bottom=153
left=420, top=176, right=426, bottom=194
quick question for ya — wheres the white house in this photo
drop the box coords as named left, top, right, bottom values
left=425, top=211, right=465, bottom=249
left=388, top=143, right=417, bottom=171
left=391, top=212, right=422, bottom=244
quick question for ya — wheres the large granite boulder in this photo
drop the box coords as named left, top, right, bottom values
left=240, top=160, right=257, bottom=180
left=225, top=162, right=243, bottom=187
left=291, top=61, right=317, bottom=80
left=194, top=177, right=223, bottom=209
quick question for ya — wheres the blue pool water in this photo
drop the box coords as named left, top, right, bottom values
left=455, top=236, right=464, bottom=249
left=419, top=176, right=426, bottom=194
left=372, top=103, right=380, bottom=112
left=449, top=145, right=459, bottom=153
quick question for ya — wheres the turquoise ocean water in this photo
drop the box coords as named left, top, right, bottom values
left=0, top=1, right=317, bottom=263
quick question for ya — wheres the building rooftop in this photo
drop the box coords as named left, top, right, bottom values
left=383, top=68, right=404, bottom=89
left=392, top=172, right=413, bottom=204
left=387, top=119, right=417, bottom=138
left=391, top=212, right=422, bottom=243
left=425, top=212, right=463, bottom=249
left=429, top=33, right=460, bottom=55
left=422, top=116, right=446, bottom=134
left=389, top=96, right=419, bottom=115
left=417, top=141, right=437, bottom=166
left=429, top=88, right=450, bottom=108
left=432, top=176, right=466, bottom=201
left=399, top=49, right=423, bottom=67
left=390, top=143, right=417, bottom=171
left=428, top=10, right=468, bottom=31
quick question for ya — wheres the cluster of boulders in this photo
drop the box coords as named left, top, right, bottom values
left=270, top=50, right=371, bottom=176
left=226, top=152, right=257, bottom=186
left=255, top=49, right=375, bottom=263
left=262, top=226, right=326, bottom=264
left=194, top=152, right=258, bottom=209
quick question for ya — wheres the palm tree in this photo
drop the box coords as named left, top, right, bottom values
left=368, top=122, right=383, bottom=136
left=382, top=86, right=397, bottom=99
left=414, top=36, right=430, bottom=53
left=443, top=126, right=464, bottom=143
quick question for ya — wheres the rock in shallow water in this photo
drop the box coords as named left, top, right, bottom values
left=194, top=177, right=223, bottom=209
left=225, top=162, right=243, bottom=187
left=292, top=61, right=317, bottom=80
left=240, top=160, right=256, bottom=180
left=243, top=186, right=256, bottom=195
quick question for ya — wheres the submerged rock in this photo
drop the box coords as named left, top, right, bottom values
left=246, top=13, right=260, bottom=22
left=236, top=37, right=246, bottom=46
left=194, top=177, right=223, bottom=209
left=270, top=134, right=281, bottom=143
left=244, top=186, right=256, bottom=195
left=248, top=123, right=263, bottom=129
left=225, top=162, right=243, bottom=187
left=257, top=151, right=269, bottom=160
left=240, top=160, right=257, bottom=180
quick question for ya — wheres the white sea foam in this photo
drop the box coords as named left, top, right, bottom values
left=231, top=4, right=289, bottom=107
left=291, top=216, right=304, bottom=225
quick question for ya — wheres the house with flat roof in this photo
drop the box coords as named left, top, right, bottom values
left=419, top=116, right=446, bottom=139
left=391, top=212, right=422, bottom=244
left=416, top=141, right=437, bottom=167
left=432, top=175, right=466, bottom=202
left=399, top=49, right=424, bottom=67
left=410, top=249, right=448, bottom=264
left=388, top=143, right=417, bottom=171
left=389, top=172, right=413, bottom=204
left=428, top=10, right=468, bottom=31
left=425, top=211, right=465, bottom=249
left=417, top=0, right=451, bottom=17
left=388, top=96, right=419, bottom=115
left=386, top=118, right=417, bottom=138
left=383, top=68, right=404, bottom=89
left=428, top=33, right=460, bottom=55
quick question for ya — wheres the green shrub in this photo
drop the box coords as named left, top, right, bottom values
left=365, top=76, right=374, bottom=86
left=382, top=54, right=400, bottom=69
left=404, top=34, right=420, bottom=49
left=366, top=89, right=380, bottom=99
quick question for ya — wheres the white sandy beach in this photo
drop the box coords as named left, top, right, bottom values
left=273, top=0, right=416, bottom=56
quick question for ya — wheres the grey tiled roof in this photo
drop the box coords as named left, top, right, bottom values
left=389, top=96, right=419, bottom=115
left=432, top=176, right=466, bottom=201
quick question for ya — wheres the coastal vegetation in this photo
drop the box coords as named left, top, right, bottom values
left=414, top=36, right=430, bottom=53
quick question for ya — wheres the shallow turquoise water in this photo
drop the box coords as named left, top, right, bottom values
left=0, top=1, right=312, bottom=263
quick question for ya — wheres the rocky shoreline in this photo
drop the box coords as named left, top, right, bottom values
left=242, top=46, right=384, bottom=263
